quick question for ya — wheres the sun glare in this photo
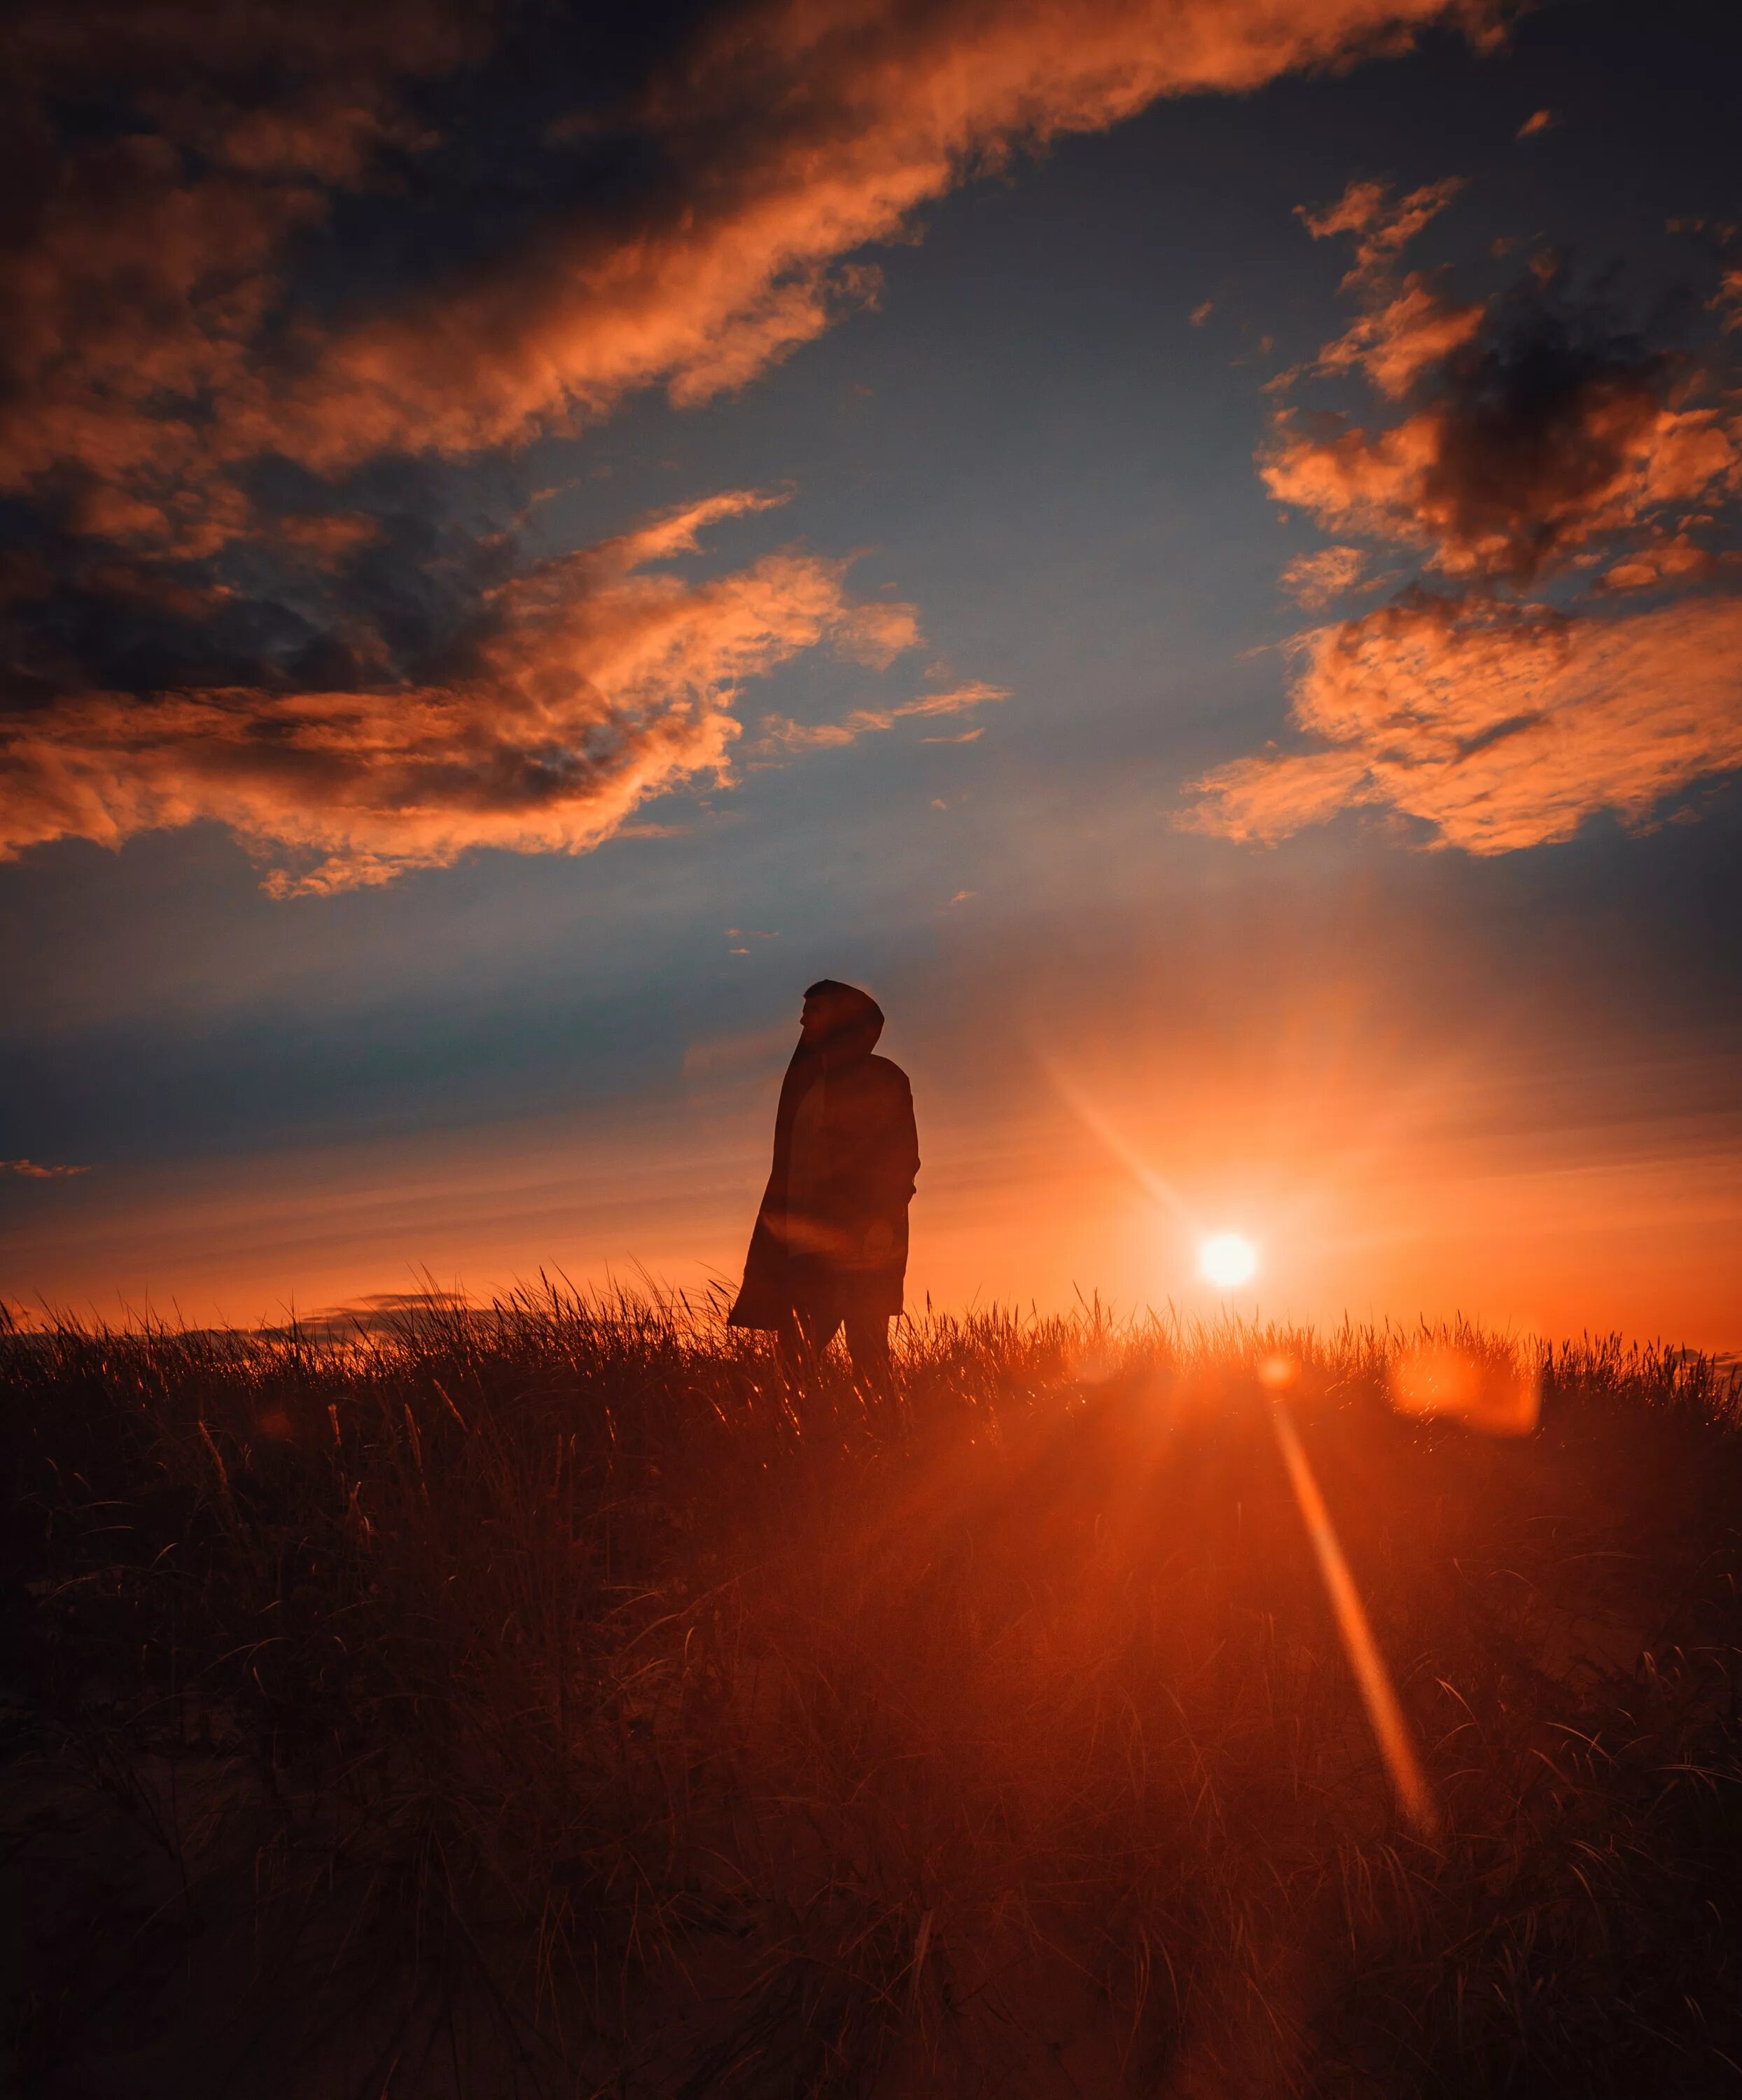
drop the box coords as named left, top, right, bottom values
left=1199, top=1231, right=1257, bottom=1289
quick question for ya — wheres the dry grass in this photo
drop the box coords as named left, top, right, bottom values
left=3, top=1287, right=1740, bottom=2098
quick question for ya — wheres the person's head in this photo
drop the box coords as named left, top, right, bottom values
left=799, top=979, right=884, bottom=1058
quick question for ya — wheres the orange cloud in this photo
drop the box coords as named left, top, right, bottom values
left=1598, top=533, right=1717, bottom=594
left=757, top=679, right=1008, bottom=752
left=275, top=2, right=1497, bottom=468
left=0, top=493, right=919, bottom=894
left=1185, top=591, right=1742, bottom=853
left=272, top=512, right=384, bottom=567
left=1298, top=176, right=1464, bottom=286
left=1264, top=382, right=1741, bottom=584
left=0, top=0, right=1503, bottom=889
left=3, top=0, right=1498, bottom=524
left=1314, top=278, right=1484, bottom=398
left=0, top=3, right=484, bottom=556
left=1287, top=178, right=1480, bottom=410
left=0, top=1158, right=90, bottom=1179
left=1269, top=180, right=1742, bottom=585
left=1201, top=174, right=1742, bottom=857
left=0, top=135, right=310, bottom=555
left=1280, top=545, right=1367, bottom=608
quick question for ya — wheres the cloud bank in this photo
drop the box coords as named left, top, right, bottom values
left=3, top=0, right=1499, bottom=507
left=1189, top=591, right=1742, bottom=853
left=1188, top=178, right=1742, bottom=853
left=1, top=494, right=917, bottom=894
left=0, top=0, right=1497, bottom=888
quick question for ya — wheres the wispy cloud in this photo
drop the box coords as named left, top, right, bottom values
left=758, top=680, right=1008, bottom=753
left=1280, top=545, right=1367, bottom=609
left=1298, top=176, right=1465, bottom=288
left=1, top=1158, right=90, bottom=1179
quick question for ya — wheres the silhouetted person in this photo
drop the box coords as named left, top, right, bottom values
left=729, top=980, right=919, bottom=1401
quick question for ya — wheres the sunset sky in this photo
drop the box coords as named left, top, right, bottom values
left=2, top=0, right=1738, bottom=1345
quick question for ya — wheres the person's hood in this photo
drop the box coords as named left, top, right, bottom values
left=807, top=979, right=884, bottom=1065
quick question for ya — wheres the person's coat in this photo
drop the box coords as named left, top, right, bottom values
left=728, top=988, right=919, bottom=1329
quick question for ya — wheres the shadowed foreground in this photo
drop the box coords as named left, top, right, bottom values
left=3, top=1292, right=1740, bottom=2098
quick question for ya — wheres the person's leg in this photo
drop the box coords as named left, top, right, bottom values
left=779, top=1291, right=844, bottom=1410
left=774, top=1308, right=807, bottom=1393
left=842, top=1310, right=895, bottom=1421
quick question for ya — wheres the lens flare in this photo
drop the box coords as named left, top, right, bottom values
left=1389, top=1342, right=1540, bottom=1437
left=1199, top=1232, right=1257, bottom=1288
left=1269, top=1397, right=1442, bottom=1842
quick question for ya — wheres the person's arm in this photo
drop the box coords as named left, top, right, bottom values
left=893, top=1075, right=919, bottom=1202
left=850, top=1069, right=917, bottom=1261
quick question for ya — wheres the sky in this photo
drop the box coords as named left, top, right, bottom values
left=2, top=0, right=1739, bottom=1346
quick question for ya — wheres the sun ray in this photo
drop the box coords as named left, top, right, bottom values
left=1268, top=1386, right=1441, bottom=1842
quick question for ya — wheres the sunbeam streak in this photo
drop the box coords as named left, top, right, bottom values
left=1042, top=1063, right=1199, bottom=1226
left=1269, top=1390, right=1442, bottom=1842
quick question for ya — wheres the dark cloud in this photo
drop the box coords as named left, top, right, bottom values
left=1261, top=180, right=1741, bottom=587
left=266, top=1289, right=475, bottom=1340
left=1266, top=297, right=1739, bottom=584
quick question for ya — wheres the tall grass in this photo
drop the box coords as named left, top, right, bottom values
left=4, top=1287, right=1739, bottom=2097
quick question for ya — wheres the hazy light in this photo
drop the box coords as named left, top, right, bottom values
left=1199, top=1232, right=1257, bottom=1288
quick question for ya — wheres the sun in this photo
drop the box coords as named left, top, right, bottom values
left=1199, top=1232, right=1257, bottom=1289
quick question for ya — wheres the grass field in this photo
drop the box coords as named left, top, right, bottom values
left=4, top=1289, right=1740, bottom=2098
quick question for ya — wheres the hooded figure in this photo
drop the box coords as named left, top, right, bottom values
left=729, top=979, right=919, bottom=1380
